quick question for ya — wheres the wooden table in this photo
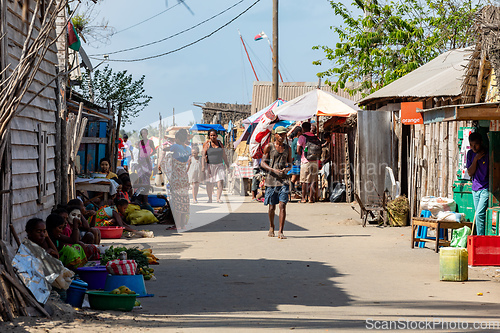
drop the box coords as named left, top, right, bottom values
left=75, top=179, right=111, bottom=202
left=411, top=217, right=473, bottom=253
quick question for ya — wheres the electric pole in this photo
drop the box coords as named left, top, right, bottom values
left=272, top=0, right=279, bottom=102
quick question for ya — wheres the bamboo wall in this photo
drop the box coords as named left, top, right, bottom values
left=408, top=121, right=470, bottom=217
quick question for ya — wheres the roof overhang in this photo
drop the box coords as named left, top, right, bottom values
left=417, top=102, right=500, bottom=124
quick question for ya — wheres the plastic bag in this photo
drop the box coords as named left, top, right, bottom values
left=436, top=211, right=464, bottom=223
left=124, top=204, right=141, bottom=219
left=420, top=196, right=456, bottom=217
left=450, top=226, right=472, bottom=248
left=330, top=182, right=345, bottom=202
left=127, top=209, right=159, bottom=225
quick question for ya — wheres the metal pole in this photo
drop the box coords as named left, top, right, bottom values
left=272, top=0, right=279, bottom=102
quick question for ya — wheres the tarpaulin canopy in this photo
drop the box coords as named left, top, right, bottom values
left=189, top=124, right=226, bottom=132
left=273, top=89, right=359, bottom=121
left=242, top=99, right=286, bottom=128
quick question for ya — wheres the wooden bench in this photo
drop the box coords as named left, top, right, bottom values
left=411, top=217, right=473, bottom=253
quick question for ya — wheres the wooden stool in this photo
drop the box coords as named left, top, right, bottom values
left=411, top=217, right=473, bottom=253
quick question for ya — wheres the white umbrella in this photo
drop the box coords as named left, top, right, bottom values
left=273, top=89, right=359, bottom=121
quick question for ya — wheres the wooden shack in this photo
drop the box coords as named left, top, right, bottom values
left=0, top=1, right=65, bottom=242
left=357, top=47, right=481, bottom=217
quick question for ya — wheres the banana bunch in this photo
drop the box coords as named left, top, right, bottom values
left=141, top=249, right=159, bottom=265
left=110, top=285, right=136, bottom=295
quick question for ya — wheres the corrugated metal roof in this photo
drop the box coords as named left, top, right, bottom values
left=359, top=47, right=474, bottom=106
left=251, top=82, right=361, bottom=114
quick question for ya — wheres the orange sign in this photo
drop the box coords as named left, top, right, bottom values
left=401, top=102, right=424, bottom=125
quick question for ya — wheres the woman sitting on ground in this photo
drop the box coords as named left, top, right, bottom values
left=26, top=218, right=59, bottom=258
left=46, top=213, right=87, bottom=269
left=67, top=199, right=101, bottom=244
left=54, top=207, right=100, bottom=261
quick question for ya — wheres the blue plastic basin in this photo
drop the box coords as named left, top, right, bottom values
left=104, top=274, right=151, bottom=297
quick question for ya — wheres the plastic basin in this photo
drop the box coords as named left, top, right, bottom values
left=86, top=291, right=137, bottom=311
left=148, top=195, right=166, bottom=208
left=97, top=226, right=124, bottom=239
left=104, top=274, right=150, bottom=297
left=76, top=266, right=108, bottom=290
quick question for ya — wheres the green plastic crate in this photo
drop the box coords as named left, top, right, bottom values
left=486, top=207, right=500, bottom=236
left=453, top=180, right=475, bottom=222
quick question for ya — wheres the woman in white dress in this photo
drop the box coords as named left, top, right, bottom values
left=186, top=145, right=202, bottom=203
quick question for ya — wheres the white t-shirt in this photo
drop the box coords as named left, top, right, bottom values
left=123, top=140, right=132, bottom=158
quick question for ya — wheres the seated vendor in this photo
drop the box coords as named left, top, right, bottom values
left=46, top=214, right=87, bottom=269
left=67, top=199, right=101, bottom=244
left=26, top=218, right=59, bottom=258
left=54, top=207, right=100, bottom=261
left=100, top=157, right=118, bottom=180
left=466, top=132, right=489, bottom=235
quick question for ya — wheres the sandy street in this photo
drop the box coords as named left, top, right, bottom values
left=7, top=195, right=500, bottom=332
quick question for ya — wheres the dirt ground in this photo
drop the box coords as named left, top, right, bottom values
left=4, top=193, right=500, bottom=332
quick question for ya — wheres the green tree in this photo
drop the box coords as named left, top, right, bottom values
left=77, top=65, right=152, bottom=125
left=313, top=0, right=481, bottom=96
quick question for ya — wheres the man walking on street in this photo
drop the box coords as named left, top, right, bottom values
left=261, top=126, right=292, bottom=239
left=297, top=122, right=321, bottom=203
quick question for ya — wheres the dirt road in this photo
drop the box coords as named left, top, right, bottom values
left=12, top=196, right=500, bottom=332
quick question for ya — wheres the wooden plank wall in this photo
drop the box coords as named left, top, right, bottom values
left=409, top=121, right=469, bottom=217
left=6, top=1, right=59, bottom=241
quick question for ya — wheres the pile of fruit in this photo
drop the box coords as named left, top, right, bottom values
left=110, top=285, right=136, bottom=295
left=138, top=267, right=155, bottom=280
left=141, top=248, right=159, bottom=265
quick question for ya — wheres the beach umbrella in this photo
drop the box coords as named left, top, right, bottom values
left=273, top=89, right=359, bottom=121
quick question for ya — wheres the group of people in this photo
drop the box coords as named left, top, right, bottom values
left=255, top=121, right=332, bottom=240
left=26, top=199, right=102, bottom=269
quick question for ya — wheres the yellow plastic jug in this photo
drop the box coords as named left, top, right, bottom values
left=440, top=247, right=468, bottom=281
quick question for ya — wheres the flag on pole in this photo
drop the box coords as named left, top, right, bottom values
left=254, top=31, right=267, bottom=41
left=68, top=22, right=81, bottom=51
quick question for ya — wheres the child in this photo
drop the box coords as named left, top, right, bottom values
left=94, top=198, right=136, bottom=233
left=187, top=145, right=202, bottom=203
left=46, top=214, right=87, bottom=269
left=26, top=218, right=59, bottom=258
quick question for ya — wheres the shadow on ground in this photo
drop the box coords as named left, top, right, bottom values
left=142, top=258, right=351, bottom=315
left=185, top=212, right=308, bottom=233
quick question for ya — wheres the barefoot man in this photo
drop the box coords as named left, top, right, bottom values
left=260, top=126, right=292, bottom=239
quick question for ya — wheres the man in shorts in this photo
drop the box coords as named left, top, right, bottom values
left=297, top=122, right=321, bottom=203
left=260, top=126, right=292, bottom=239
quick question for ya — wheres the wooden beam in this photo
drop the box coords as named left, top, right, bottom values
left=475, top=49, right=487, bottom=103
left=457, top=107, right=500, bottom=120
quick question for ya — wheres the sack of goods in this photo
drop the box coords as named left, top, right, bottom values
left=106, top=259, right=138, bottom=275
left=420, top=196, right=457, bottom=217
left=305, top=136, right=322, bottom=161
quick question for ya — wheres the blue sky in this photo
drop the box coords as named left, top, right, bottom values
left=82, top=0, right=345, bottom=132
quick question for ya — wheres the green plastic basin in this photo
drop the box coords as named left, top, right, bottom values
left=86, top=291, right=137, bottom=311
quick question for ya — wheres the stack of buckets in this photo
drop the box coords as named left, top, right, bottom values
left=66, top=279, right=88, bottom=307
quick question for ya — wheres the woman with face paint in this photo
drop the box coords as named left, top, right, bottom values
left=67, top=199, right=101, bottom=245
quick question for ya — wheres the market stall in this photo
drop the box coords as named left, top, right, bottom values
left=249, top=89, right=360, bottom=202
